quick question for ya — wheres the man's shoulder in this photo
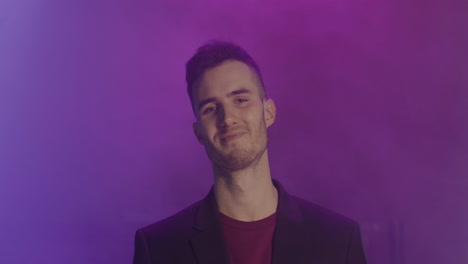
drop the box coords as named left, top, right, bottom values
left=289, top=194, right=358, bottom=230
left=137, top=200, right=201, bottom=241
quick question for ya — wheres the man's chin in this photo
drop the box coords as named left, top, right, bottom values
left=215, top=161, right=252, bottom=172
left=210, top=150, right=259, bottom=171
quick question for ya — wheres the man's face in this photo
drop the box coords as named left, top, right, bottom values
left=192, top=60, right=276, bottom=171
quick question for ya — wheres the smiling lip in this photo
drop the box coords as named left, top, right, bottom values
left=221, top=132, right=246, bottom=142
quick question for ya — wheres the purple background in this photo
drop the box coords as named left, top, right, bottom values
left=1, top=0, right=467, bottom=263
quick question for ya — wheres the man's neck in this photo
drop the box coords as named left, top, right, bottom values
left=213, top=151, right=278, bottom=222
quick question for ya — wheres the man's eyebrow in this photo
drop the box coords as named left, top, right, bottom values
left=197, top=89, right=252, bottom=112
left=228, top=88, right=251, bottom=97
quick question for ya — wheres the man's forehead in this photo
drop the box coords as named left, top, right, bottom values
left=196, top=63, right=260, bottom=96
left=197, top=85, right=254, bottom=98
left=200, top=61, right=256, bottom=86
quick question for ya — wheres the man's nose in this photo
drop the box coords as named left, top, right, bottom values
left=217, top=104, right=237, bottom=128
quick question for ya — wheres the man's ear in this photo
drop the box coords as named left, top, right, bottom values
left=264, top=98, right=276, bottom=128
left=193, top=122, right=204, bottom=144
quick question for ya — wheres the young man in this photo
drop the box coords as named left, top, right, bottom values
left=133, top=41, right=367, bottom=264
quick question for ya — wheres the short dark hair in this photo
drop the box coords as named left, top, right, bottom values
left=185, top=41, right=265, bottom=114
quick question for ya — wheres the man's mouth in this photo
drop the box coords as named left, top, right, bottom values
left=220, top=132, right=247, bottom=142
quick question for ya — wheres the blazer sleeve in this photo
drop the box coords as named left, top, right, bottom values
left=346, top=223, right=367, bottom=264
left=133, top=230, right=152, bottom=264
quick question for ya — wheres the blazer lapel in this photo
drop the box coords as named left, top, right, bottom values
left=271, top=180, right=323, bottom=264
left=189, top=189, right=230, bottom=264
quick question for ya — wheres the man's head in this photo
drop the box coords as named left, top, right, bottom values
left=186, top=41, right=266, bottom=114
left=186, top=41, right=276, bottom=171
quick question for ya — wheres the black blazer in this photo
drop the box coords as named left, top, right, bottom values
left=133, top=180, right=367, bottom=264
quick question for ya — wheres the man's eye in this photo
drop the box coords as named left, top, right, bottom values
left=203, top=106, right=216, bottom=114
left=236, top=98, right=248, bottom=103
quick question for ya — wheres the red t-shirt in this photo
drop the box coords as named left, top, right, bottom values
left=219, top=212, right=277, bottom=264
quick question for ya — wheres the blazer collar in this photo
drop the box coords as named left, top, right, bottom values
left=190, top=179, right=312, bottom=264
left=190, top=187, right=230, bottom=264
left=271, top=180, right=316, bottom=264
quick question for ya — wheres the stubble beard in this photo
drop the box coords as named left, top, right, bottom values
left=205, top=126, right=268, bottom=172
